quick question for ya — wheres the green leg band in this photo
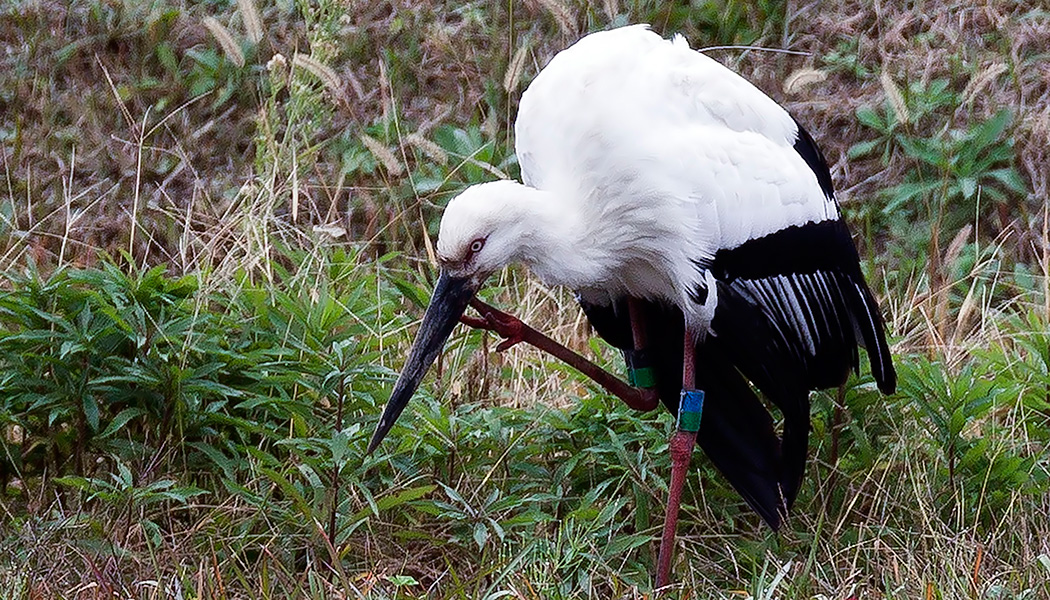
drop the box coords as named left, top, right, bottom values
left=628, top=366, right=656, bottom=389
left=626, top=349, right=656, bottom=389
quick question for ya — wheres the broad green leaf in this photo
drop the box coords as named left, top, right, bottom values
left=988, top=168, right=1028, bottom=195
left=83, top=395, right=100, bottom=432
left=473, top=522, right=488, bottom=549
left=855, top=106, right=885, bottom=130
left=99, top=407, right=147, bottom=438
left=848, top=139, right=881, bottom=160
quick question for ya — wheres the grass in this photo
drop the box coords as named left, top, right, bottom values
left=1, top=0, right=1050, bottom=598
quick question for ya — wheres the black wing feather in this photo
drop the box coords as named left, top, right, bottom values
left=706, top=217, right=896, bottom=504
left=711, top=219, right=896, bottom=395
left=792, top=119, right=836, bottom=201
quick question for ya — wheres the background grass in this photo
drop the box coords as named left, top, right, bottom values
left=1, top=0, right=1049, bottom=598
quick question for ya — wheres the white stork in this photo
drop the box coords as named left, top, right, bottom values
left=369, top=24, right=896, bottom=531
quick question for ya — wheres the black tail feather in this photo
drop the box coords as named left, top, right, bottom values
left=778, top=399, right=811, bottom=509
left=579, top=297, right=788, bottom=529
left=693, top=345, right=787, bottom=529
left=851, top=282, right=897, bottom=394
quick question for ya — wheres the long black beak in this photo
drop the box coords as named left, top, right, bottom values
left=367, top=270, right=478, bottom=454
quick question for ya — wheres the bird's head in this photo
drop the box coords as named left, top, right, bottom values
left=367, top=181, right=531, bottom=454
left=436, top=180, right=531, bottom=284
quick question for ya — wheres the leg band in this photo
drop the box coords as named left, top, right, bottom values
left=625, top=349, right=656, bottom=389
left=677, top=389, right=704, bottom=433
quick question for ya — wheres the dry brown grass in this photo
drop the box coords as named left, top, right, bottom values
left=2, top=1, right=1046, bottom=269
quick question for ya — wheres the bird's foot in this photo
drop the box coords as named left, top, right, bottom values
left=460, top=300, right=525, bottom=351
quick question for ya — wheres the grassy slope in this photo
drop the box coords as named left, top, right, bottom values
left=1, top=0, right=1049, bottom=598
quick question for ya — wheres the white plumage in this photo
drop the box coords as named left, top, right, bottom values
left=518, top=25, right=837, bottom=239
left=442, top=25, right=838, bottom=330
left=380, top=24, right=896, bottom=530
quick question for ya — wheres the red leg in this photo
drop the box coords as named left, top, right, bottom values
left=460, top=299, right=660, bottom=411
left=682, top=329, right=696, bottom=390
left=656, top=329, right=700, bottom=590
left=628, top=298, right=649, bottom=350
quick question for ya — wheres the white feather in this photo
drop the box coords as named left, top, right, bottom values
left=438, top=25, right=840, bottom=331
left=516, top=25, right=836, bottom=251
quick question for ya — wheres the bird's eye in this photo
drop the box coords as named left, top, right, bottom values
left=469, top=238, right=485, bottom=254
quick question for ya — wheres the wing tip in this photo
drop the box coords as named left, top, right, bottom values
left=874, top=344, right=897, bottom=395
left=850, top=280, right=897, bottom=396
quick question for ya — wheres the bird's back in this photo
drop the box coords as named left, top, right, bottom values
left=515, top=25, right=841, bottom=299
left=516, top=25, right=797, bottom=188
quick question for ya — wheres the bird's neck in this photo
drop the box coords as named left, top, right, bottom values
left=503, top=184, right=599, bottom=289
left=506, top=183, right=687, bottom=305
